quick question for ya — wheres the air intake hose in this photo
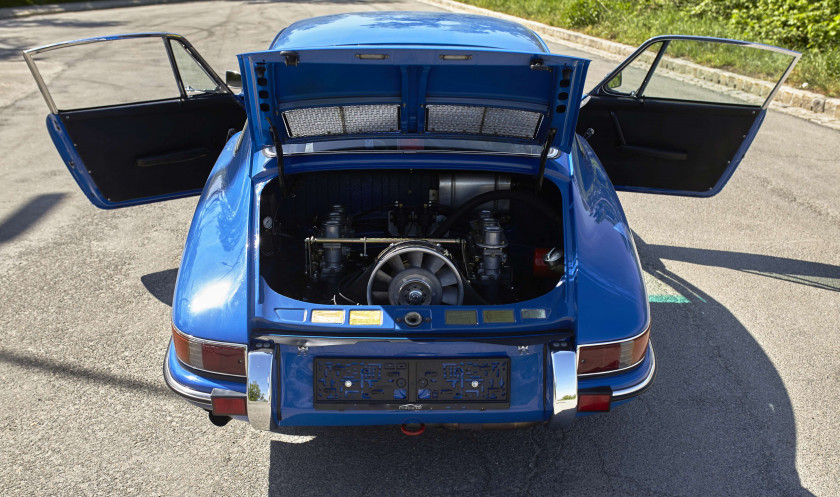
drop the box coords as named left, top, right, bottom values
left=430, top=189, right=562, bottom=238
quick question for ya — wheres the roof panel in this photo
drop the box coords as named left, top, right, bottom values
left=270, top=12, right=549, bottom=52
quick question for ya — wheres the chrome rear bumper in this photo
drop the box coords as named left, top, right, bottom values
left=546, top=341, right=656, bottom=427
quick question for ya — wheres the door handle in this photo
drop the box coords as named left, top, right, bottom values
left=619, top=145, right=687, bottom=161
left=136, top=147, right=209, bottom=167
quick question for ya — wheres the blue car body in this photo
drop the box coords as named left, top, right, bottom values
left=24, top=12, right=798, bottom=431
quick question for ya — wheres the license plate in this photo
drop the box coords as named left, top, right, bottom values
left=314, top=357, right=510, bottom=410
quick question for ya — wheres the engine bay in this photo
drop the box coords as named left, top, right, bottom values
left=259, top=170, right=565, bottom=306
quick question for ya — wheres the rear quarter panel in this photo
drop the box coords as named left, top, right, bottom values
left=171, top=132, right=253, bottom=344
left=569, top=135, right=649, bottom=344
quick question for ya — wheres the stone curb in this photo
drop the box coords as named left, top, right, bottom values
left=419, top=0, right=840, bottom=129
left=0, top=0, right=199, bottom=20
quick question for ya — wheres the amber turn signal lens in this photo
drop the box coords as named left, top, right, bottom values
left=172, top=325, right=246, bottom=377
left=578, top=327, right=650, bottom=375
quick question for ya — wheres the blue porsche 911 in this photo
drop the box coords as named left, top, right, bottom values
left=23, top=11, right=798, bottom=433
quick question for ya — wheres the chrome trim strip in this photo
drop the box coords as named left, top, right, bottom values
left=246, top=348, right=276, bottom=431
left=22, top=49, right=57, bottom=114
left=163, top=340, right=212, bottom=408
left=765, top=53, right=801, bottom=110
left=171, top=323, right=248, bottom=350
left=576, top=323, right=650, bottom=350
left=275, top=147, right=555, bottom=159
left=612, top=342, right=656, bottom=399
left=23, top=32, right=183, bottom=56
left=547, top=349, right=577, bottom=428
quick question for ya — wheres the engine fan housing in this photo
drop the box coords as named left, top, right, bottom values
left=367, top=242, right=464, bottom=305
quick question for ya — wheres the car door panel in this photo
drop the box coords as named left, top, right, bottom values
left=577, top=36, right=799, bottom=197
left=24, top=33, right=245, bottom=208
left=579, top=96, right=761, bottom=194
left=59, top=96, right=244, bottom=204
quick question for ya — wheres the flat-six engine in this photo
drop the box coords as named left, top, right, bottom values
left=259, top=171, right=564, bottom=306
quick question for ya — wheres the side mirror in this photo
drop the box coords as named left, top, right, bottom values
left=225, top=70, right=242, bottom=89
left=606, top=72, right=622, bottom=90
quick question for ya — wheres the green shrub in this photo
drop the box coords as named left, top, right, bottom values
left=463, top=0, right=840, bottom=96
left=565, top=0, right=605, bottom=28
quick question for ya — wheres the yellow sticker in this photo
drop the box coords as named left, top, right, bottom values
left=445, top=310, right=478, bottom=325
left=349, top=310, right=383, bottom=326
left=483, top=309, right=515, bottom=323
left=311, top=310, right=345, bottom=324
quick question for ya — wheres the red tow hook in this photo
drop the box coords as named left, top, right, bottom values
left=400, top=423, right=426, bottom=436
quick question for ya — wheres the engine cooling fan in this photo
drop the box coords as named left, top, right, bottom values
left=366, top=242, right=464, bottom=305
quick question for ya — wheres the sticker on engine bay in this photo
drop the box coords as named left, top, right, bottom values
left=483, top=309, right=515, bottom=323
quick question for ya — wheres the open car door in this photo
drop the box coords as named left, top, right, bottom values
left=577, top=36, right=799, bottom=196
left=24, top=34, right=246, bottom=208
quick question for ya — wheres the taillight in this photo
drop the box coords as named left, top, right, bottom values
left=172, top=324, right=246, bottom=377
left=578, top=327, right=650, bottom=375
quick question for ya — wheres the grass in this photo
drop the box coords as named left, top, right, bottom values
left=461, top=0, right=840, bottom=98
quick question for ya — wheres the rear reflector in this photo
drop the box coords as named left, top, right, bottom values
left=578, top=326, right=650, bottom=375
left=211, top=395, right=247, bottom=417
left=172, top=325, right=246, bottom=377
left=578, top=392, right=611, bottom=412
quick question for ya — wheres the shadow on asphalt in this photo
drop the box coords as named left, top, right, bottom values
left=0, top=348, right=167, bottom=396
left=141, top=268, right=178, bottom=307
left=0, top=193, right=65, bottom=244
left=641, top=241, right=840, bottom=292
left=264, top=235, right=813, bottom=496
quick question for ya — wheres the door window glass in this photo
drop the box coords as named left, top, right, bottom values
left=604, top=38, right=798, bottom=107
left=603, top=42, right=663, bottom=96
left=643, top=39, right=797, bottom=106
left=30, top=37, right=180, bottom=111
left=170, top=40, right=222, bottom=96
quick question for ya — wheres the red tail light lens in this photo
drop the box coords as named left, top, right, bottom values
left=578, top=327, right=650, bottom=375
left=172, top=325, right=246, bottom=377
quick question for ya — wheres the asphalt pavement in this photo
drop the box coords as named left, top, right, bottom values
left=1, top=1, right=838, bottom=495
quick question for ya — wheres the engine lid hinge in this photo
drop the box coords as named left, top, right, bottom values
left=264, top=115, right=286, bottom=192
left=537, top=128, right=557, bottom=192
left=280, top=51, right=299, bottom=66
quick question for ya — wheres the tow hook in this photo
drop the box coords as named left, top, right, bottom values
left=400, top=423, right=426, bottom=436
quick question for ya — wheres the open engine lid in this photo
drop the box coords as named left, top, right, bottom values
left=237, top=46, right=589, bottom=163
